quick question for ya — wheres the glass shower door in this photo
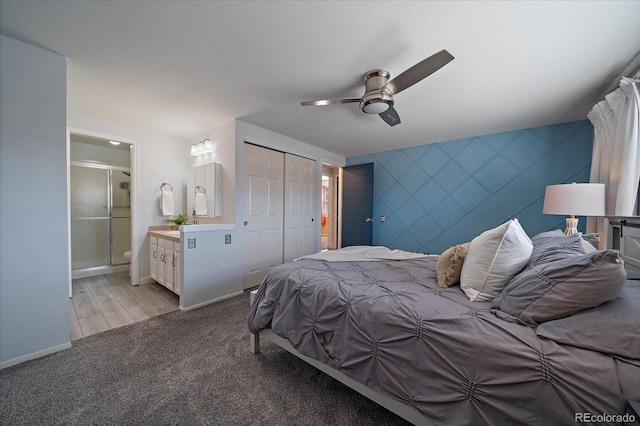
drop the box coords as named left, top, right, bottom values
left=70, top=166, right=110, bottom=270
left=111, top=170, right=131, bottom=265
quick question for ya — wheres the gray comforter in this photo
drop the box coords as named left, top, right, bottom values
left=247, top=257, right=640, bottom=425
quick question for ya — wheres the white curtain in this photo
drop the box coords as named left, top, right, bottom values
left=587, top=77, right=640, bottom=242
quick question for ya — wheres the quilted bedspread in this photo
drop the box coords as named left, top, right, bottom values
left=247, top=256, right=640, bottom=425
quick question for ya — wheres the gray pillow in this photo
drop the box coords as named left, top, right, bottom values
left=527, top=231, right=585, bottom=267
left=536, top=280, right=640, bottom=360
left=491, top=250, right=627, bottom=326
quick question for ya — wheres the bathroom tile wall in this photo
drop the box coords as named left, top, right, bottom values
left=347, top=120, right=593, bottom=254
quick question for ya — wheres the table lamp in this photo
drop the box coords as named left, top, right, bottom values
left=542, top=182, right=605, bottom=235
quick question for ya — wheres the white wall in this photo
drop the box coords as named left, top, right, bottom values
left=180, top=225, right=243, bottom=310
left=0, top=35, right=70, bottom=367
left=188, top=120, right=236, bottom=223
left=176, top=119, right=345, bottom=308
left=70, top=140, right=130, bottom=166
left=235, top=120, right=346, bottom=253
left=68, top=113, right=189, bottom=283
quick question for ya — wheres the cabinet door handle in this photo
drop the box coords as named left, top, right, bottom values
left=172, top=256, right=176, bottom=267
left=153, top=250, right=157, bottom=259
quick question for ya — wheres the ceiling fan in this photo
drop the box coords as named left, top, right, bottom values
left=301, top=49, right=454, bottom=127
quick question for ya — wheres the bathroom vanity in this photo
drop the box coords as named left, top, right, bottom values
left=148, top=227, right=181, bottom=295
left=147, top=224, right=243, bottom=311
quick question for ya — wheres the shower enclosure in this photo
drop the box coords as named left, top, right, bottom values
left=70, top=162, right=131, bottom=274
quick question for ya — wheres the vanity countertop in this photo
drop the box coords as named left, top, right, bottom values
left=149, top=226, right=180, bottom=242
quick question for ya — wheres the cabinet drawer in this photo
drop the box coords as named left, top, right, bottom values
left=150, top=236, right=158, bottom=245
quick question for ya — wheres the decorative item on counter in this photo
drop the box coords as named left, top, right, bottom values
left=166, top=213, right=188, bottom=225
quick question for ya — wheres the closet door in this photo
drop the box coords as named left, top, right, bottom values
left=243, top=144, right=284, bottom=289
left=283, top=153, right=316, bottom=262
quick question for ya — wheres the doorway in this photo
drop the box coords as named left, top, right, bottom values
left=242, top=143, right=317, bottom=289
left=69, top=133, right=132, bottom=279
left=341, top=163, right=373, bottom=246
left=322, top=164, right=340, bottom=251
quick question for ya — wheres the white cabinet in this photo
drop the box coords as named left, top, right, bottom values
left=174, top=244, right=181, bottom=295
left=609, top=220, right=640, bottom=270
left=188, top=162, right=222, bottom=218
left=150, top=237, right=158, bottom=281
left=149, top=234, right=181, bottom=294
left=157, top=246, right=167, bottom=284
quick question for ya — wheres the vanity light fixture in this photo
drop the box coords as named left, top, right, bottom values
left=190, top=138, right=214, bottom=156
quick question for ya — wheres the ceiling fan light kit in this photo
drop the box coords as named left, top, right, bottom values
left=300, top=49, right=454, bottom=127
left=361, top=69, right=393, bottom=114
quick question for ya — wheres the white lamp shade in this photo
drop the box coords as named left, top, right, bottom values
left=190, top=144, right=199, bottom=156
left=542, top=183, right=605, bottom=216
left=203, top=139, right=214, bottom=153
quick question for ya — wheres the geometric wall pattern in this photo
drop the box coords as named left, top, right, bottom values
left=346, top=120, right=594, bottom=254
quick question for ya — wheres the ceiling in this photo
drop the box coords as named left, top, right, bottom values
left=70, top=133, right=131, bottom=151
left=1, top=1, right=639, bottom=157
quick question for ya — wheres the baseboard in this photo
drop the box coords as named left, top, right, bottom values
left=179, top=290, right=243, bottom=312
left=1, top=342, right=72, bottom=370
left=72, top=265, right=130, bottom=280
left=138, top=276, right=155, bottom=285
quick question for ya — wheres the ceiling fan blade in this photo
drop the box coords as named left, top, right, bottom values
left=385, top=49, right=454, bottom=95
left=301, top=98, right=360, bottom=106
left=379, top=106, right=401, bottom=127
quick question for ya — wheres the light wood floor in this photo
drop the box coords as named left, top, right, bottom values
left=69, top=272, right=179, bottom=341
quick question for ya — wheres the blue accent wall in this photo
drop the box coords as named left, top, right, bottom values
left=346, top=120, right=594, bottom=254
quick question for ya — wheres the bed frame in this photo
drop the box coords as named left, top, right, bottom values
left=249, top=290, right=433, bottom=426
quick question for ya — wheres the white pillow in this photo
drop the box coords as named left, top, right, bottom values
left=460, top=219, right=533, bottom=301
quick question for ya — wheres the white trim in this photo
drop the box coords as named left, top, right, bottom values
left=72, top=265, right=130, bottom=280
left=138, top=276, right=155, bottom=285
left=181, top=224, right=236, bottom=233
left=179, top=290, right=243, bottom=311
left=129, top=140, right=139, bottom=285
left=67, top=129, right=73, bottom=297
left=0, top=342, right=71, bottom=370
left=67, top=126, right=138, bottom=286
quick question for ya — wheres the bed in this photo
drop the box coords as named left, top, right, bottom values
left=247, top=228, right=640, bottom=425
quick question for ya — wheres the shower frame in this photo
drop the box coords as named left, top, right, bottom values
left=70, top=160, right=131, bottom=279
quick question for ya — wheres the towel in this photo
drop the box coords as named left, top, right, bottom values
left=195, top=191, right=207, bottom=216
left=160, top=189, right=175, bottom=216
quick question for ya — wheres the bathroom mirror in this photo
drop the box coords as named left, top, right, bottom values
left=187, top=162, right=222, bottom=217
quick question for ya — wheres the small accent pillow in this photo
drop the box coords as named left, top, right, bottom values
left=491, top=250, right=627, bottom=326
left=436, top=242, right=470, bottom=288
left=460, top=219, right=533, bottom=301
